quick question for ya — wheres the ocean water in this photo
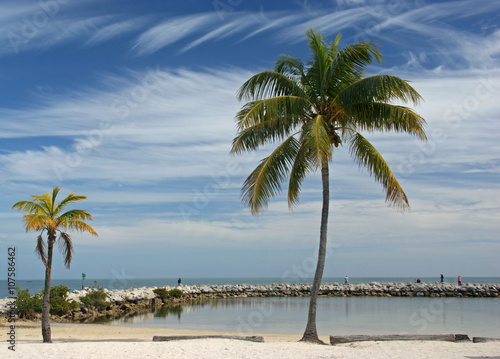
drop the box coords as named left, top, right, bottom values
left=3, top=276, right=500, bottom=299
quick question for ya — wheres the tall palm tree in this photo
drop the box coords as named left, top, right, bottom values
left=231, top=29, right=427, bottom=343
left=12, top=187, right=98, bottom=343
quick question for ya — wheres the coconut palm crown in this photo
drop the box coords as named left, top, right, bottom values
left=13, top=187, right=98, bottom=343
left=231, top=28, right=427, bottom=343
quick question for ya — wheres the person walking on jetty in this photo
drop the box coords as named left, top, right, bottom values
left=177, top=278, right=182, bottom=286
left=440, top=274, right=444, bottom=283
left=458, top=276, right=462, bottom=285
left=344, top=276, right=349, bottom=284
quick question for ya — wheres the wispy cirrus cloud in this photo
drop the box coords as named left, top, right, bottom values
left=0, top=0, right=153, bottom=55
left=0, top=66, right=253, bottom=184
left=83, top=17, right=149, bottom=47
left=180, top=15, right=263, bottom=53
left=347, top=0, right=500, bottom=70
left=4, top=1, right=498, bottom=71
left=0, top=2, right=38, bottom=20
left=1, top=14, right=124, bottom=55
left=271, top=0, right=500, bottom=71
left=282, top=6, right=377, bottom=41
left=132, top=13, right=218, bottom=56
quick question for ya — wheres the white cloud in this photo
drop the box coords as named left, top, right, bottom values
left=181, top=18, right=254, bottom=52
left=284, top=6, right=377, bottom=40
left=0, top=2, right=119, bottom=55
left=132, top=13, right=217, bottom=55
left=0, top=66, right=255, bottom=184
left=83, top=17, right=149, bottom=47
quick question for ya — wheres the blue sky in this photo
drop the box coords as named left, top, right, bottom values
left=1, top=0, right=499, bottom=282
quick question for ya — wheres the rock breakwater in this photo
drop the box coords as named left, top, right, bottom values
left=179, top=282, right=500, bottom=298
left=327, top=281, right=500, bottom=298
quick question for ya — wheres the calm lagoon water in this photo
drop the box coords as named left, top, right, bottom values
left=108, top=296, right=500, bottom=338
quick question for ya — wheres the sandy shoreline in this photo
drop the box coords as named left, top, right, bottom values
left=1, top=322, right=499, bottom=359
left=1, top=321, right=311, bottom=343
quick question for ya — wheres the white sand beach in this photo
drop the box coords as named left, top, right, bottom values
left=1, top=322, right=499, bottom=359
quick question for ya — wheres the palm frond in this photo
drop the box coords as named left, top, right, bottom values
left=305, top=28, right=328, bottom=74
left=348, top=132, right=409, bottom=209
left=23, top=214, right=51, bottom=232
left=231, top=121, right=300, bottom=155
left=237, top=71, right=305, bottom=101
left=288, top=143, right=314, bottom=208
left=35, top=234, right=47, bottom=268
left=274, top=55, right=305, bottom=78
left=31, top=193, right=54, bottom=216
left=12, top=200, right=44, bottom=214
left=57, top=193, right=88, bottom=212
left=235, top=95, right=312, bottom=131
left=304, top=29, right=330, bottom=99
left=242, top=136, right=300, bottom=214
left=57, top=209, right=93, bottom=223
left=302, top=115, right=332, bottom=165
left=335, top=41, right=382, bottom=71
left=62, top=220, right=98, bottom=236
left=339, top=75, right=423, bottom=106
left=341, top=103, right=427, bottom=140
left=58, top=232, right=74, bottom=269
left=328, top=33, right=342, bottom=57
left=51, top=187, right=60, bottom=212
left=325, top=41, right=381, bottom=97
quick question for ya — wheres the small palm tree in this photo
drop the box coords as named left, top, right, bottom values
left=231, top=29, right=427, bottom=343
left=13, top=187, right=98, bottom=343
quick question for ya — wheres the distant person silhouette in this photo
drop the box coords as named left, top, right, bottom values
left=440, top=274, right=444, bottom=283
left=344, top=276, right=349, bottom=284
left=457, top=276, right=461, bottom=285
left=178, top=278, right=181, bottom=286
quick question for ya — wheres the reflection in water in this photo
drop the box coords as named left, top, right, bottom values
left=107, top=297, right=500, bottom=337
left=154, top=305, right=183, bottom=320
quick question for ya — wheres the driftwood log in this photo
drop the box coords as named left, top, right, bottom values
left=454, top=334, right=472, bottom=342
left=330, top=334, right=467, bottom=345
left=473, top=337, right=500, bottom=343
left=153, top=335, right=264, bottom=343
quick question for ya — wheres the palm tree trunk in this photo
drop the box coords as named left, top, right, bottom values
left=300, top=159, right=330, bottom=344
left=41, top=234, right=55, bottom=343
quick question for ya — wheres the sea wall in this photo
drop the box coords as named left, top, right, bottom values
left=180, top=282, right=500, bottom=298
left=1, top=282, right=498, bottom=323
